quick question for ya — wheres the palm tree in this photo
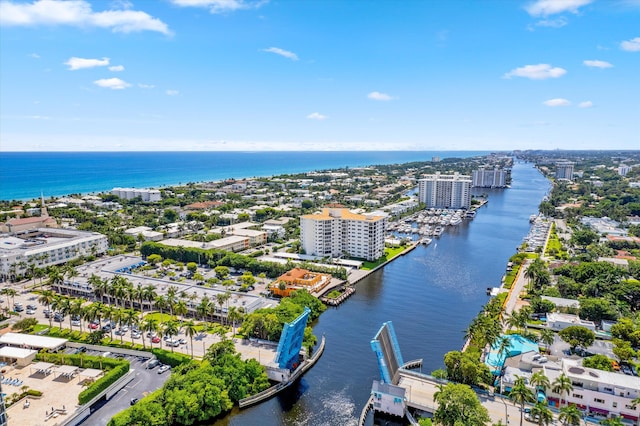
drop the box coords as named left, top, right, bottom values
left=162, top=320, right=179, bottom=352
left=70, top=298, right=86, bottom=333
left=227, top=306, right=243, bottom=338
left=2, top=288, right=18, bottom=312
left=496, top=336, right=512, bottom=359
left=530, top=401, right=553, bottom=426
left=89, top=275, right=107, bottom=303
left=510, top=376, right=535, bottom=426
left=38, top=290, right=56, bottom=320
left=175, top=299, right=188, bottom=326
left=112, top=308, right=125, bottom=344
left=123, top=309, right=138, bottom=346
left=538, top=329, right=555, bottom=352
left=101, top=304, right=115, bottom=341
left=142, top=318, right=158, bottom=349
left=529, top=371, right=550, bottom=395
left=142, top=285, right=157, bottom=312
left=196, top=296, right=211, bottom=323
left=182, top=320, right=197, bottom=358
left=47, top=266, right=64, bottom=290
left=558, top=405, right=582, bottom=426
left=154, top=295, right=168, bottom=318
left=551, top=373, right=573, bottom=408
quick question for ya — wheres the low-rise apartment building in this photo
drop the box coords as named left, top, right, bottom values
left=0, top=228, right=108, bottom=281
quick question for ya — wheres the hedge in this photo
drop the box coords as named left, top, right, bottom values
left=78, top=362, right=130, bottom=405
left=36, top=352, right=126, bottom=370
left=151, top=348, right=193, bottom=367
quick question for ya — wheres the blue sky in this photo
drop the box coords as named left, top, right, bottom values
left=0, top=0, right=638, bottom=151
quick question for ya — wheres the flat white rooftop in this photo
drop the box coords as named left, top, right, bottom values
left=0, top=332, right=68, bottom=350
left=0, top=346, right=37, bottom=359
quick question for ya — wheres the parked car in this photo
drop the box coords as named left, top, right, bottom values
left=147, top=359, right=160, bottom=369
left=43, top=309, right=52, bottom=318
left=102, top=324, right=112, bottom=332
left=151, top=336, right=161, bottom=344
left=130, top=398, right=139, bottom=406
left=178, top=338, right=187, bottom=345
left=14, top=304, right=24, bottom=312
left=131, top=331, right=141, bottom=339
left=89, top=321, right=99, bottom=330
left=166, top=340, right=180, bottom=347
left=157, top=365, right=170, bottom=374
left=612, top=360, right=621, bottom=371
left=114, top=329, right=124, bottom=336
left=26, top=308, right=36, bottom=315
left=26, top=304, right=37, bottom=310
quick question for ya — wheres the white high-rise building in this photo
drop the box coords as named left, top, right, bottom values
left=418, top=172, right=472, bottom=209
left=555, top=161, right=575, bottom=181
left=111, top=187, right=161, bottom=202
left=472, top=168, right=507, bottom=188
left=300, top=208, right=387, bottom=261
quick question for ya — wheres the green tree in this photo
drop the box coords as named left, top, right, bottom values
left=558, top=326, right=595, bottom=352
left=186, top=262, right=198, bottom=274
left=558, top=404, right=582, bottom=426
left=530, top=401, right=553, bottom=426
left=432, top=383, right=490, bottom=426
left=551, top=373, right=573, bottom=408
left=509, top=376, right=535, bottom=426
left=214, top=265, right=230, bottom=280
left=147, top=254, right=163, bottom=265
left=582, top=354, right=614, bottom=371
left=182, top=320, right=198, bottom=359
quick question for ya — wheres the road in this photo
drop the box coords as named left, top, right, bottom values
left=78, top=355, right=171, bottom=426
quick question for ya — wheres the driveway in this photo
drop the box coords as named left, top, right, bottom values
left=78, top=355, right=171, bottom=425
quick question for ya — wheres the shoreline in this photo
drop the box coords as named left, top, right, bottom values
left=0, top=150, right=489, bottom=201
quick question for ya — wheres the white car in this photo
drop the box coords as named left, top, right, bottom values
left=157, top=364, right=170, bottom=374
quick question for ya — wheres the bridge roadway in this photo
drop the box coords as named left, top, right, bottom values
left=397, top=370, right=523, bottom=425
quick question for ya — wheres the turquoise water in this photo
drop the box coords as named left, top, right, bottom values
left=0, top=151, right=487, bottom=201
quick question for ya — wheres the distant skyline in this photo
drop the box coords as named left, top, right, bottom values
left=1, top=0, right=638, bottom=151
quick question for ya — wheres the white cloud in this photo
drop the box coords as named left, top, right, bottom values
left=93, top=77, right=131, bottom=89
left=525, top=0, right=593, bottom=16
left=583, top=60, right=613, bottom=68
left=578, top=101, right=593, bottom=108
left=306, top=112, right=327, bottom=120
left=620, top=37, right=640, bottom=52
left=367, top=91, right=394, bottom=101
left=0, top=0, right=171, bottom=35
left=166, top=89, right=179, bottom=96
left=543, top=98, right=571, bottom=107
left=29, top=52, right=40, bottom=58
left=65, top=56, right=109, bottom=70
left=532, top=17, right=568, bottom=28
left=138, top=83, right=154, bottom=89
left=263, top=47, right=298, bottom=61
left=503, top=64, right=567, bottom=79
left=108, top=65, right=124, bottom=72
left=170, top=0, right=266, bottom=14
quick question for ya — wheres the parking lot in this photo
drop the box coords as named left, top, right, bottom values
left=78, top=353, right=171, bottom=426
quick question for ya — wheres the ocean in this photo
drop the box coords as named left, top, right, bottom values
left=0, top=151, right=488, bottom=201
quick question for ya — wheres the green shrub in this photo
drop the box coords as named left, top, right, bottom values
left=78, top=362, right=130, bottom=405
left=151, top=348, right=193, bottom=367
left=26, top=389, right=43, bottom=397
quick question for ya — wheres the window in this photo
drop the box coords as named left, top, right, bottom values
left=594, top=398, right=605, bottom=404
left=612, top=402, right=617, bottom=408
left=572, top=394, right=583, bottom=399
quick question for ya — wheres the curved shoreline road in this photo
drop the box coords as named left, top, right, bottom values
left=502, top=258, right=530, bottom=322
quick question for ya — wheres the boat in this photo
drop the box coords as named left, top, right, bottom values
left=529, top=214, right=537, bottom=223
left=450, top=217, right=462, bottom=226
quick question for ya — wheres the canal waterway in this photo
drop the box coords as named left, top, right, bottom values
left=216, top=160, right=551, bottom=426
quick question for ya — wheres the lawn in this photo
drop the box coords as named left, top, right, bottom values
left=361, top=246, right=407, bottom=270
left=143, top=312, right=174, bottom=322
